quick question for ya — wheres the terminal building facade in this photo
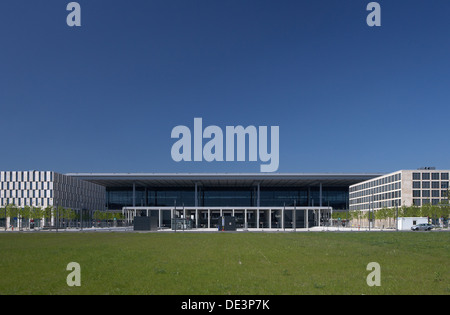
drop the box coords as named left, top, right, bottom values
left=68, top=172, right=381, bottom=229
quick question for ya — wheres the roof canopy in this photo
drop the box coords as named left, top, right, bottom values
left=66, top=173, right=383, bottom=188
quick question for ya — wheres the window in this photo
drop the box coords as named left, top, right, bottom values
left=422, top=190, right=430, bottom=198
left=422, top=182, right=430, bottom=189
left=413, top=173, right=420, bottom=180
left=432, top=190, right=440, bottom=197
left=413, top=190, right=421, bottom=197
left=441, top=182, right=449, bottom=189
left=442, top=173, right=449, bottom=180
left=432, top=173, right=440, bottom=180
left=422, top=173, right=430, bottom=180
left=413, top=199, right=421, bottom=206
left=432, top=182, right=440, bottom=189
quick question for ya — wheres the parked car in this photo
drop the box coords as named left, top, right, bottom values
left=411, top=223, right=433, bottom=231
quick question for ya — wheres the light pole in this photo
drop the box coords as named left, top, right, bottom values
left=293, top=200, right=296, bottom=232
left=55, top=203, right=58, bottom=233
left=395, top=200, right=399, bottom=231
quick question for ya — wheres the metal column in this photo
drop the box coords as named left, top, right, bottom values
left=132, top=182, right=136, bottom=207
left=195, top=208, right=198, bottom=228
left=195, top=182, right=198, bottom=207
left=319, top=183, right=322, bottom=207
left=245, top=209, right=247, bottom=229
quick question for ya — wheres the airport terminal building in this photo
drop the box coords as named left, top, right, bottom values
left=1, top=171, right=381, bottom=229
left=68, top=172, right=381, bottom=229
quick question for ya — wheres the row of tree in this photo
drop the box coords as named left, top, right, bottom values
left=0, top=204, right=124, bottom=228
left=332, top=202, right=449, bottom=227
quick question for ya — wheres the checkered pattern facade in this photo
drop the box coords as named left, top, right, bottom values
left=0, top=171, right=105, bottom=211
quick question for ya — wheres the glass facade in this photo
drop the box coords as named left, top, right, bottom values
left=106, top=186, right=349, bottom=210
left=107, top=188, right=195, bottom=209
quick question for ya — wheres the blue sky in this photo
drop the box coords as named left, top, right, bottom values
left=0, top=0, right=449, bottom=174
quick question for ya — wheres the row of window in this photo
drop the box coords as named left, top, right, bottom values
left=412, top=190, right=448, bottom=198
left=1, top=181, right=52, bottom=191
left=350, top=173, right=401, bottom=193
left=413, top=181, right=449, bottom=189
left=0, top=172, right=104, bottom=194
left=0, top=171, right=53, bottom=183
left=1, top=198, right=52, bottom=207
left=350, top=190, right=402, bottom=205
left=412, top=172, right=449, bottom=180
left=350, top=182, right=401, bottom=200
left=350, top=199, right=401, bottom=211
left=413, top=199, right=447, bottom=206
left=1, top=189, right=52, bottom=199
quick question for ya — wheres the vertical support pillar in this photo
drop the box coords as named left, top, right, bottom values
left=145, top=187, right=148, bottom=207
left=305, top=209, right=308, bottom=229
left=195, top=183, right=198, bottom=208
left=293, top=201, right=296, bottom=231
left=208, top=209, right=211, bottom=229
left=244, top=209, right=247, bottom=229
left=269, top=209, right=271, bottom=229
left=195, top=209, right=198, bottom=228
left=257, top=183, right=260, bottom=208
left=132, top=182, right=136, bottom=208
left=159, top=209, right=162, bottom=228
left=257, top=208, right=260, bottom=229
left=319, top=183, right=323, bottom=207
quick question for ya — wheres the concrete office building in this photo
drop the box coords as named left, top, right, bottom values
left=349, top=168, right=450, bottom=212
left=0, top=171, right=105, bottom=227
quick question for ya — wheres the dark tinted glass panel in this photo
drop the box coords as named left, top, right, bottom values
left=203, top=189, right=252, bottom=207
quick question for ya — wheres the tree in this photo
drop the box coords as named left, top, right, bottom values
left=420, top=203, right=430, bottom=218
left=376, top=207, right=390, bottom=228
left=386, top=207, right=395, bottom=228
left=400, top=205, right=421, bottom=217
left=43, top=206, right=53, bottom=226
left=21, top=205, right=32, bottom=230
left=30, top=206, right=44, bottom=228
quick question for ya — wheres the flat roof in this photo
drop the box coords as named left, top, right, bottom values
left=66, top=173, right=384, bottom=188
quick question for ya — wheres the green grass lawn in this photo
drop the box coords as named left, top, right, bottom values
left=0, top=231, right=448, bottom=295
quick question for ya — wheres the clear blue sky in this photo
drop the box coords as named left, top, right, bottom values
left=1, top=0, right=449, bottom=174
